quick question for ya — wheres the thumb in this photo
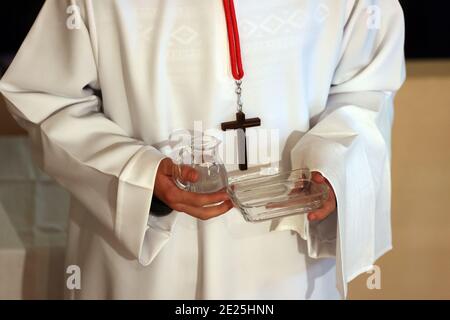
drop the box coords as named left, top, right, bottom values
left=160, top=158, right=199, bottom=182
left=312, top=171, right=326, bottom=183
left=158, top=157, right=175, bottom=176
left=179, top=165, right=199, bottom=183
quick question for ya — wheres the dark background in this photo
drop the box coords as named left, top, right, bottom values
left=0, top=0, right=450, bottom=65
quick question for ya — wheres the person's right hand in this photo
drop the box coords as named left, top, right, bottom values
left=153, top=158, right=233, bottom=220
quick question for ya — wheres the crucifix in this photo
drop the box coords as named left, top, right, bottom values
left=221, top=81, right=261, bottom=171
left=221, top=0, right=261, bottom=171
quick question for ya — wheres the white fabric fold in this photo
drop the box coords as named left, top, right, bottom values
left=139, top=212, right=179, bottom=266
left=117, top=146, right=167, bottom=263
left=0, top=0, right=170, bottom=263
left=279, top=92, right=398, bottom=298
left=276, top=0, right=406, bottom=297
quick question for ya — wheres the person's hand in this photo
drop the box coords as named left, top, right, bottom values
left=153, top=158, right=233, bottom=220
left=307, top=172, right=337, bottom=222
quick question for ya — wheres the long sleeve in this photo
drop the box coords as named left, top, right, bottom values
left=285, top=0, right=406, bottom=297
left=0, top=0, right=170, bottom=265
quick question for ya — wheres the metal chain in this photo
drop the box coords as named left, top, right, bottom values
left=235, top=80, right=243, bottom=112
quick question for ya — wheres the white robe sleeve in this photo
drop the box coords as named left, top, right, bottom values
left=288, top=0, right=406, bottom=297
left=0, top=0, right=171, bottom=265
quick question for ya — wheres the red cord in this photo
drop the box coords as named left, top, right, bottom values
left=223, top=0, right=244, bottom=80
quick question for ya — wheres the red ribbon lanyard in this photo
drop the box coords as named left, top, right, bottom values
left=223, top=0, right=244, bottom=81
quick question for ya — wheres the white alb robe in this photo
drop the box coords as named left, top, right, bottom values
left=0, top=0, right=405, bottom=299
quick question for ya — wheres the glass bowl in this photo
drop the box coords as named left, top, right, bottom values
left=227, top=168, right=329, bottom=222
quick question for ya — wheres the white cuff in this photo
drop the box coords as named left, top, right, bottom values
left=115, top=145, right=170, bottom=264
left=139, top=212, right=179, bottom=266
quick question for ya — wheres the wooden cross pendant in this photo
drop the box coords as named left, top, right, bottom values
left=221, top=111, right=261, bottom=171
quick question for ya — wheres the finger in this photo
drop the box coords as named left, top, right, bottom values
left=174, top=200, right=234, bottom=220
left=178, top=189, right=230, bottom=207
left=178, top=165, right=199, bottom=183
left=160, top=158, right=199, bottom=182
left=170, top=164, right=199, bottom=184
left=288, top=180, right=310, bottom=195
left=308, top=193, right=337, bottom=221
left=308, top=206, right=333, bottom=221
left=312, top=171, right=326, bottom=184
left=158, top=157, right=174, bottom=176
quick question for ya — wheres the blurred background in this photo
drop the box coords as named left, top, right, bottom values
left=0, top=1, right=449, bottom=299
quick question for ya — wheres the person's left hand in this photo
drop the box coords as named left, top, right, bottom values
left=308, top=172, right=337, bottom=222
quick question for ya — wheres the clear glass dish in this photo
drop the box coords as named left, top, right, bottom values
left=227, top=168, right=329, bottom=222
